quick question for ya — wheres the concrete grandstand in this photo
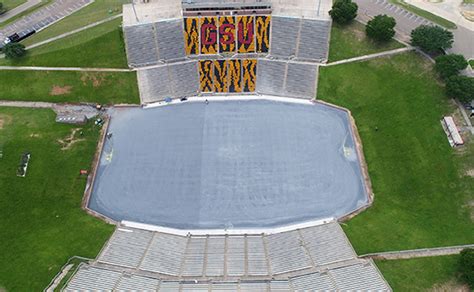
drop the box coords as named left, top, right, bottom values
left=65, top=222, right=390, bottom=291
left=122, top=0, right=331, bottom=101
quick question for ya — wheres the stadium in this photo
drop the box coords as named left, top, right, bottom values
left=1, top=0, right=473, bottom=290
left=63, top=0, right=391, bottom=290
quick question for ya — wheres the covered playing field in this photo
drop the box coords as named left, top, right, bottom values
left=89, top=98, right=369, bottom=229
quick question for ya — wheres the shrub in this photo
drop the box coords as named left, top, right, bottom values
left=3, top=42, right=26, bottom=59
left=0, top=3, right=5, bottom=15
left=446, top=76, right=474, bottom=103
left=434, top=54, right=468, bottom=80
left=329, top=0, right=358, bottom=25
left=366, top=15, right=396, bottom=42
left=459, top=249, right=474, bottom=288
left=411, top=25, right=454, bottom=54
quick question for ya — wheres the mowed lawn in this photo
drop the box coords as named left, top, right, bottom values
left=0, top=108, right=114, bottom=291
left=21, top=0, right=128, bottom=46
left=318, top=52, right=474, bottom=253
left=1, top=18, right=127, bottom=68
left=376, top=255, right=466, bottom=291
left=328, top=21, right=405, bottom=62
left=0, top=70, right=139, bottom=104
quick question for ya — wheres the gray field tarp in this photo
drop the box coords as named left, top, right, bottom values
left=89, top=100, right=369, bottom=229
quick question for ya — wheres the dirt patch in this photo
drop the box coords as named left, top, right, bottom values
left=57, top=128, right=85, bottom=150
left=0, top=114, right=12, bottom=130
left=50, top=85, right=72, bottom=96
left=81, top=72, right=106, bottom=87
left=430, top=279, right=470, bottom=292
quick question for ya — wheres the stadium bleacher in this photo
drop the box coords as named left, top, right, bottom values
left=124, top=20, right=186, bottom=67
left=65, top=222, right=391, bottom=291
left=137, top=61, right=199, bottom=103
left=296, top=19, right=331, bottom=62
left=256, top=59, right=318, bottom=98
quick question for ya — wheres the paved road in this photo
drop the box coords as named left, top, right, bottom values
left=0, top=0, right=93, bottom=40
left=355, top=0, right=474, bottom=59
left=0, top=0, right=42, bottom=23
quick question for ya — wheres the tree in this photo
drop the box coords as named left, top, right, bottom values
left=459, top=249, right=474, bottom=288
left=3, top=42, right=26, bottom=59
left=365, top=15, right=396, bottom=42
left=411, top=25, right=454, bottom=54
left=434, top=54, right=468, bottom=80
left=329, top=0, right=358, bottom=25
left=446, top=76, right=474, bottom=103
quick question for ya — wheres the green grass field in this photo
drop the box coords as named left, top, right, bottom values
left=318, top=52, right=474, bottom=253
left=376, top=255, right=466, bottom=291
left=0, top=108, right=114, bottom=291
left=0, top=18, right=127, bottom=68
left=0, top=70, right=139, bottom=104
left=328, top=22, right=405, bottom=62
left=389, top=0, right=457, bottom=29
left=22, top=0, right=129, bottom=47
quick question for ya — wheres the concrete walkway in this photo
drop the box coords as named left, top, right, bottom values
left=0, top=100, right=55, bottom=108
left=360, top=244, right=474, bottom=260
left=0, top=65, right=132, bottom=72
left=324, top=47, right=414, bottom=66
left=0, top=0, right=41, bottom=23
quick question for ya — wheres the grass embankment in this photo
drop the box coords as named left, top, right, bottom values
left=389, top=0, right=457, bottom=29
left=22, top=0, right=129, bottom=46
left=318, top=52, right=474, bottom=253
left=376, top=255, right=467, bottom=291
left=328, top=21, right=405, bottom=62
left=0, top=108, right=114, bottom=291
left=1, top=18, right=128, bottom=68
left=0, top=70, right=139, bottom=104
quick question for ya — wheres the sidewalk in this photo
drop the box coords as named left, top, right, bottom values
left=0, top=0, right=41, bottom=24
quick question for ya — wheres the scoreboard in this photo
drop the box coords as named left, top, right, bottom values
left=183, top=15, right=271, bottom=55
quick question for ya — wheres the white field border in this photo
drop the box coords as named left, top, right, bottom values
left=121, top=217, right=335, bottom=236
left=143, top=94, right=314, bottom=109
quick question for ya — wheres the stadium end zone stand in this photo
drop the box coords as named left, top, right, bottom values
left=63, top=221, right=391, bottom=291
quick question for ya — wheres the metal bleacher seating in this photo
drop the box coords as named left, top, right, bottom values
left=65, top=222, right=392, bottom=291
left=285, top=62, right=318, bottom=98
left=297, top=19, right=331, bottom=62
left=256, top=59, right=318, bottom=99
left=269, top=16, right=331, bottom=62
left=154, top=20, right=187, bottom=61
left=123, top=24, right=159, bottom=67
left=137, top=61, right=199, bottom=103
left=124, top=20, right=186, bottom=68
left=270, top=16, right=300, bottom=58
left=140, top=232, right=188, bottom=275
